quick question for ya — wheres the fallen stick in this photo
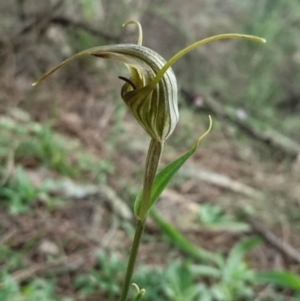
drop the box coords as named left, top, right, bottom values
left=9, top=248, right=96, bottom=284
left=246, top=216, right=300, bottom=264
left=51, top=16, right=119, bottom=42
left=181, top=89, right=300, bottom=158
left=182, top=165, right=263, bottom=200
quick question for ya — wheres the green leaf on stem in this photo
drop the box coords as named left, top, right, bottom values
left=134, top=116, right=212, bottom=218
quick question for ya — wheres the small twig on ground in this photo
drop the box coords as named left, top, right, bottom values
left=8, top=248, right=96, bottom=284
left=16, top=0, right=64, bottom=36
left=13, top=1, right=118, bottom=47
left=182, top=165, right=263, bottom=199
left=51, top=16, right=119, bottom=42
left=245, top=216, right=300, bottom=264
left=181, top=88, right=300, bottom=158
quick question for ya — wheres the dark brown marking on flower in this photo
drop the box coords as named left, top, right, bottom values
left=93, top=54, right=109, bottom=58
left=118, top=76, right=137, bottom=90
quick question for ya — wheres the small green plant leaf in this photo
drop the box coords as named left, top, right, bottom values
left=256, top=270, right=300, bottom=291
left=134, top=117, right=212, bottom=217
left=163, top=260, right=204, bottom=301
left=198, top=204, right=250, bottom=232
left=223, top=237, right=262, bottom=280
left=190, top=264, right=221, bottom=278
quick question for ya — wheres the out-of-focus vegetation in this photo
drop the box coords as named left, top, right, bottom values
left=1, top=0, right=300, bottom=300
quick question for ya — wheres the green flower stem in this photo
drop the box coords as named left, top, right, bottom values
left=138, top=139, right=164, bottom=220
left=119, top=218, right=145, bottom=301
left=119, top=139, right=163, bottom=301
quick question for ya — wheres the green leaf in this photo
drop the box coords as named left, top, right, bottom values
left=190, top=264, right=221, bottom=278
left=256, top=270, right=300, bottom=291
left=134, top=117, right=212, bottom=217
left=223, top=237, right=262, bottom=280
left=134, top=145, right=194, bottom=216
left=150, top=207, right=221, bottom=265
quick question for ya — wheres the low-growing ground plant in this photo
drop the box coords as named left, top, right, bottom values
left=75, top=250, right=126, bottom=300
left=0, top=166, right=49, bottom=214
left=197, top=204, right=249, bottom=232
left=0, top=274, right=72, bottom=301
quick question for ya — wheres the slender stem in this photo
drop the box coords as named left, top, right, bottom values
left=138, top=139, right=164, bottom=220
left=118, top=139, right=163, bottom=301
left=119, top=218, right=145, bottom=301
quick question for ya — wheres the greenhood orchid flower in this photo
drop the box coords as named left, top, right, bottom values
left=33, top=20, right=265, bottom=143
left=33, top=22, right=266, bottom=301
